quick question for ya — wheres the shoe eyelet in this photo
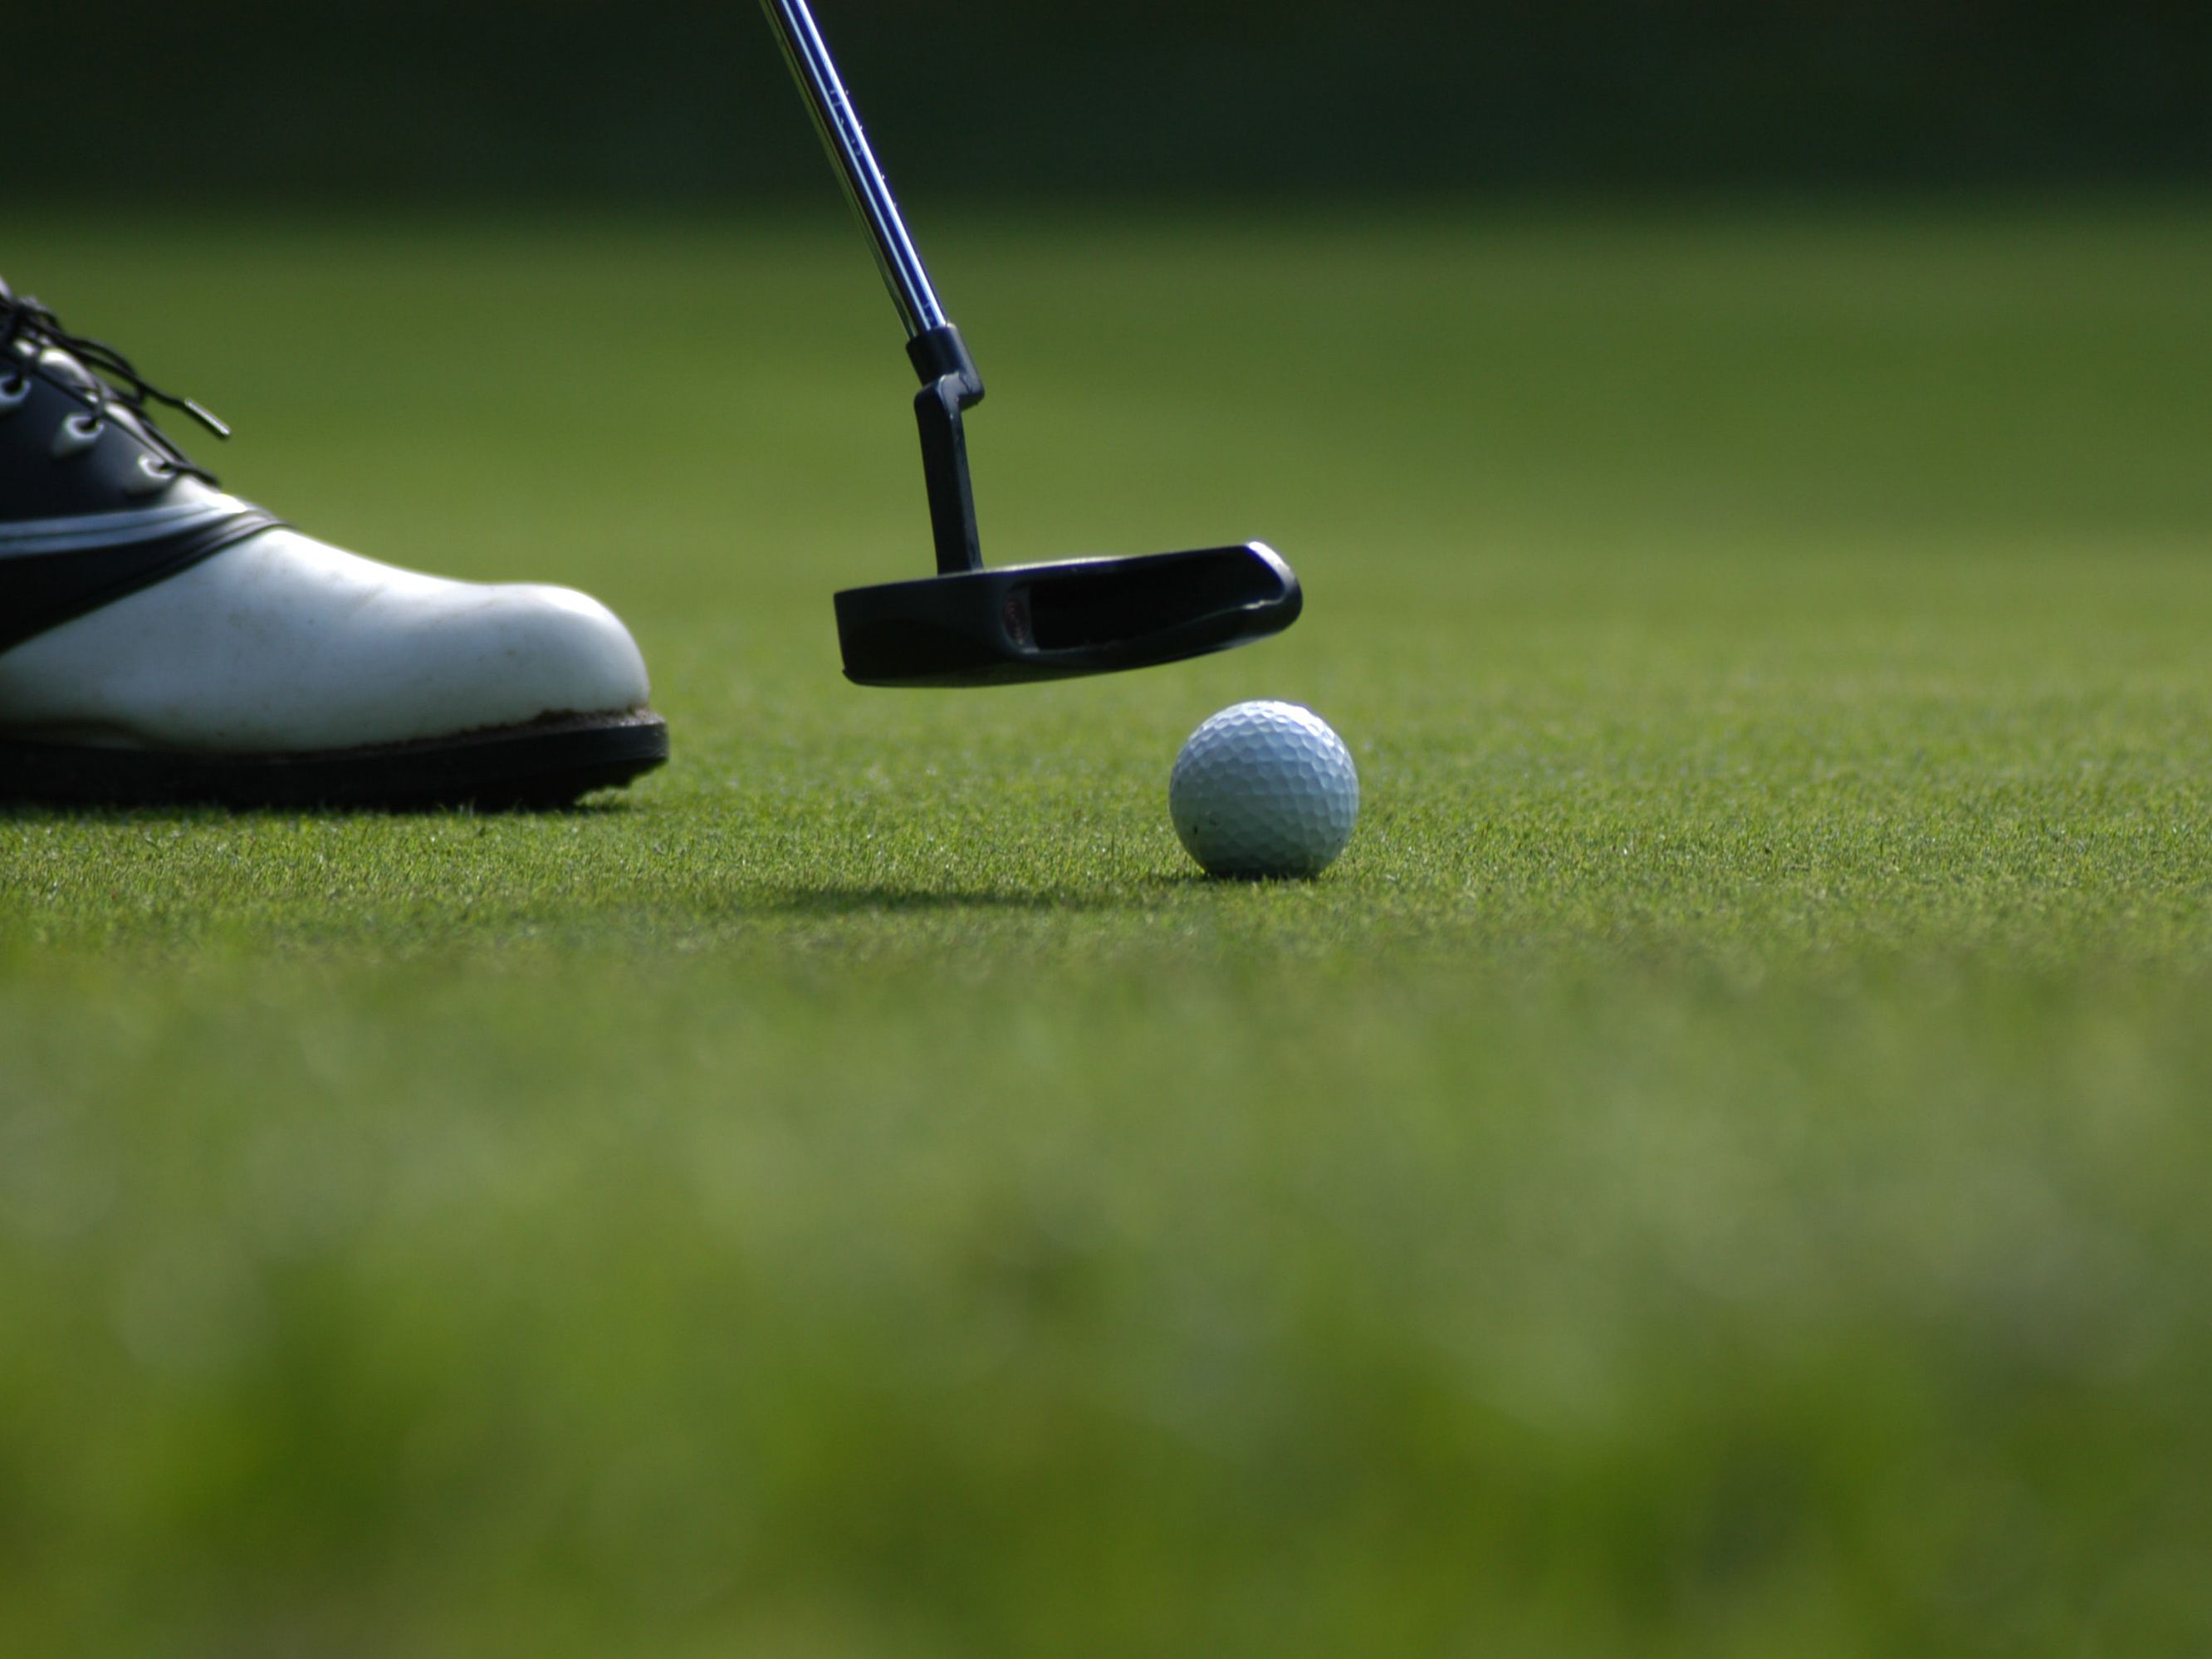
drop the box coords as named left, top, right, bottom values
left=51, top=410, right=103, bottom=458
left=0, top=374, right=27, bottom=415
left=123, top=452, right=179, bottom=497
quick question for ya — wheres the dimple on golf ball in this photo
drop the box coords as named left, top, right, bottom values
left=1170, top=701, right=1359, bottom=878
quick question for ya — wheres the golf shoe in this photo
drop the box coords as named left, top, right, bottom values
left=0, top=278, right=667, bottom=808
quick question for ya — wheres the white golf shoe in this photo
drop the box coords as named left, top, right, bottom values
left=0, top=280, right=667, bottom=808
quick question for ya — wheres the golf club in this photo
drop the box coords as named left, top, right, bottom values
left=760, top=0, right=1303, bottom=688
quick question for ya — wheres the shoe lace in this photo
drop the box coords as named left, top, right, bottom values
left=1, top=286, right=231, bottom=485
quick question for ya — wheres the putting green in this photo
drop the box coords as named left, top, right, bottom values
left=4, top=203, right=2211, bottom=1655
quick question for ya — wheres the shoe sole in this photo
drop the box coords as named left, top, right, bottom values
left=0, top=712, right=668, bottom=810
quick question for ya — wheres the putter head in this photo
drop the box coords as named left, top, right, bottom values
left=834, top=541, right=1301, bottom=688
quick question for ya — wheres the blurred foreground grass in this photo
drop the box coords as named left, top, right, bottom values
left=3, top=202, right=2212, bottom=1655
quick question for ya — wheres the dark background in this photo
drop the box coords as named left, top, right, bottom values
left=30, top=0, right=2212, bottom=204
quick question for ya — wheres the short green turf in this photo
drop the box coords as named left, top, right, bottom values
left=5, top=203, right=2212, bottom=1657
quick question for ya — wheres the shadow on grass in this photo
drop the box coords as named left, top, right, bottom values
left=759, top=874, right=1303, bottom=916
left=1141, top=870, right=1304, bottom=889
left=758, top=884, right=1127, bottom=918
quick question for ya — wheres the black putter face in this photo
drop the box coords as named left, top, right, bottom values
left=834, top=541, right=1301, bottom=688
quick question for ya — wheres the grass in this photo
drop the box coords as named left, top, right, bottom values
left=5, top=199, right=2212, bottom=1656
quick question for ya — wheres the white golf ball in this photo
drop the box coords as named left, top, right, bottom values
left=1170, top=701, right=1359, bottom=878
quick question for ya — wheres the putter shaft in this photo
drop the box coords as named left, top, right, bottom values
left=761, top=0, right=949, bottom=340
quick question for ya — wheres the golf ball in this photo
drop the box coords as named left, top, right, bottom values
left=1170, top=701, right=1359, bottom=878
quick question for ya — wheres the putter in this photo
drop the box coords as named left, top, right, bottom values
left=761, top=0, right=1302, bottom=687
